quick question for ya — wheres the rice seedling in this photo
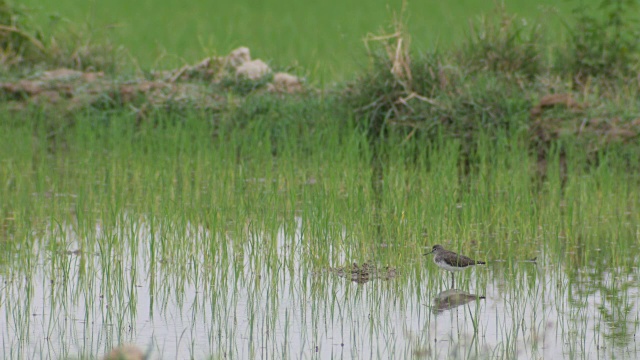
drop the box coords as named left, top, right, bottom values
left=0, top=105, right=638, bottom=359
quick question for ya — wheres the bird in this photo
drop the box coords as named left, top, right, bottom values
left=425, top=244, right=485, bottom=288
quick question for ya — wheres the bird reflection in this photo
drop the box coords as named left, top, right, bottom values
left=432, top=289, right=485, bottom=314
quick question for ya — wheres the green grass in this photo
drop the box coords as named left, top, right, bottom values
left=20, top=0, right=591, bottom=81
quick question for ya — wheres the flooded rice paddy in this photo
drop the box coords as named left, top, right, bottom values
left=1, top=117, right=639, bottom=359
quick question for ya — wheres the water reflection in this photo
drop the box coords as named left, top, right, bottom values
left=432, top=289, right=485, bottom=314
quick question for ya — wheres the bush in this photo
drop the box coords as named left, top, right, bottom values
left=457, top=4, right=544, bottom=80
left=0, top=0, right=45, bottom=65
left=0, top=0, right=120, bottom=73
left=558, top=0, right=640, bottom=83
left=345, top=5, right=538, bottom=143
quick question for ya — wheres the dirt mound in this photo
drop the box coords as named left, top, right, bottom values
left=529, top=93, right=583, bottom=117
left=0, top=47, right=306, bottom=115
left=531, top=94, right=640, bottom=147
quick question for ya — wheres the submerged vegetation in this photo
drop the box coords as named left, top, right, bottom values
left=1, top=0, right=639, bottom=359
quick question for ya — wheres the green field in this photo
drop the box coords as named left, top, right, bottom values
left=2, top=0, right=640, bottom=358
left=23, top=0, right=583, bottom=80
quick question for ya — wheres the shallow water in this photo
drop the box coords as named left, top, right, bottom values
left=2, top=218, right=639, bottom=359
left=2, top=118, right=639, bottom=359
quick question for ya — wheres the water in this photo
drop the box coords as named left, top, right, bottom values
left=2, top=219, right=638, bottom=359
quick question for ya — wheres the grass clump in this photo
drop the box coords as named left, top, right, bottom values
left=457, top=3, right=544, bottom=80
left=558, top=0, right=640, bottom=84
left=0, top=0, right=121, bottom=75
left=0, top=0, right=45, bottom=67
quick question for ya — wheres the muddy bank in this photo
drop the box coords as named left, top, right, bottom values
left=0, top=47, right=306, bottom=118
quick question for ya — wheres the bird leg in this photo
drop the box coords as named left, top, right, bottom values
left=450, top=272, right=455, bottom=288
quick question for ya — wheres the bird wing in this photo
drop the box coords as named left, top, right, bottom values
left=447, top=254, right=481, bottom=267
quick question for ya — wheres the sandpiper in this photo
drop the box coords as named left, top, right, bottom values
left=425, top=244, right=485, bottom=287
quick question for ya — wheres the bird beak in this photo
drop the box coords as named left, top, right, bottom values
left=423, top=249, right=434, bottom=256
